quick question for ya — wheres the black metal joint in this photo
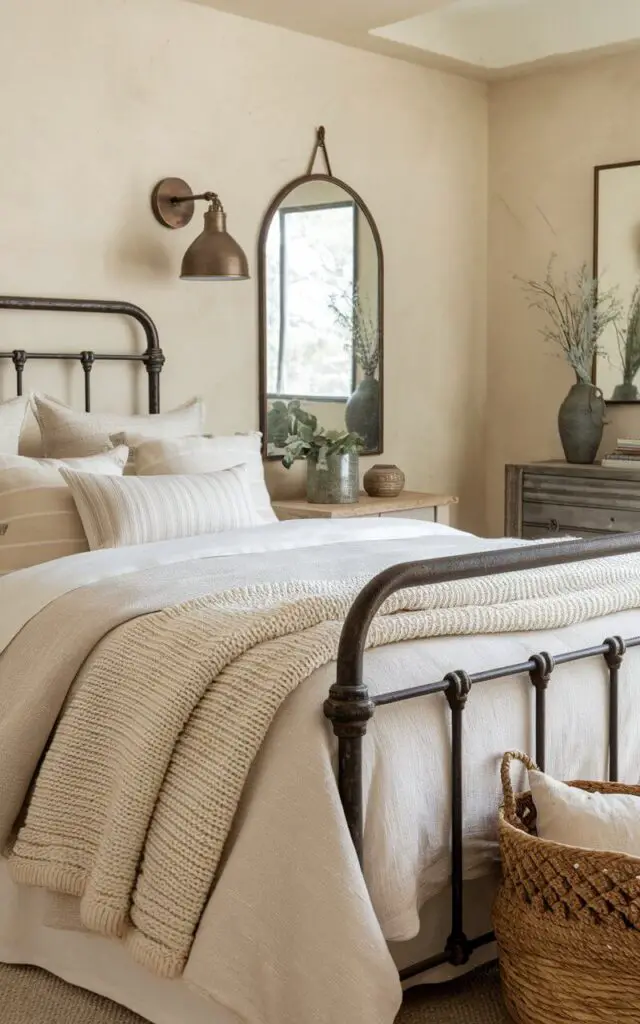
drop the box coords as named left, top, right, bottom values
left=604, top=636, right=626, bottom=670
left=11, top=349, right=26, bottom=370
left=530, top=650, right=555, bottom=690
left=80, top=350, right=95, bottom=372
left=144, top=348, right=166, bottom=372
left=445, top=670, right=472, bottom=712
left=324, top=683, right=375, bottom=739
left=445, top=934, right=471, bottom=967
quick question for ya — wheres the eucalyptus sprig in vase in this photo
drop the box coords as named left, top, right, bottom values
left=280, top=401, right=365, bottom=504
left=519, top=257, right=622, bottom=464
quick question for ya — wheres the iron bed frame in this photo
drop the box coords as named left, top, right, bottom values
left=0, top=294, right=164, bottom=412
left=3, top=295, right=640, bottom=987
left=325, top=530, right=640, bottom=981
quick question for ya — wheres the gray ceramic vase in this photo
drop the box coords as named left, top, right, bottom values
left=307, top=452, right=359, bottom=504
left=557, top=382, right=606, bottom=464
left=612, top=382, right=639, bottom=401
left=345, top=377, right=380, bottom=450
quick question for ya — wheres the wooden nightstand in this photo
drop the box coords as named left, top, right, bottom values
left=272, top=491, right=458, bottom=525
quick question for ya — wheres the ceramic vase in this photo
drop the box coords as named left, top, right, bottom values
left=345, top=377, right=380, bottom=450
left=612, top=382, right=639, bottom=402
left=363, top=464, right=405, bottom=498
left=557, top=382, right=606, bottom=464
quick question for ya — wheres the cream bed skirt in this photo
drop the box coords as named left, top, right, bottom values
left=0, top=860, right=496, bottom=1022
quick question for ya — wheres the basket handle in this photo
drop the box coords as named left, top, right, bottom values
left=501, top=750, right=540, bottom=822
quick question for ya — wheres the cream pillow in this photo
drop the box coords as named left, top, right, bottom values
left=113, top=432, right=276, bottom=524
left=529, top=768, right=640, bottom=857
left=32, top=394, right=205, bottom=459
left=60, top=464, right=262, bottom=550
left=0, top=396, right=30, bottom=454
left=0, top=447, right=128, bottom=574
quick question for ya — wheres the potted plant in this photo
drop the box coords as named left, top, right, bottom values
left=280, top=400, right=365, bottom=503
left=612, top=281, right=640, bottom=401
left=329, top=286, right=380, bottom=450
left=518, top=257, right=622, bottom=464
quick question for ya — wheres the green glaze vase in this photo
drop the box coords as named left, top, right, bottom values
left=557, top=382, right=606, bottom=464
left=345, top=377, right=380, bottom=451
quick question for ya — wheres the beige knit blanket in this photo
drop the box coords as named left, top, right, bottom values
left=8, top=554, right=640, bottom=979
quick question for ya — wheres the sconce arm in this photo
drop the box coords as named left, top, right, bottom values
left=171, top=191, right=223, bottom=211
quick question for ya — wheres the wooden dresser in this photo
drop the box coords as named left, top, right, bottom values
left=505, top=461, right=640, bottom=539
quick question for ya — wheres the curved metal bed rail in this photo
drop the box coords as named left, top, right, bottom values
left=0, top=295, right=164, bottom=413
left=325, top=530, right=640, bottom=977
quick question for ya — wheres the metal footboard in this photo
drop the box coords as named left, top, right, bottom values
left=324, top=532, right=640, bottom=981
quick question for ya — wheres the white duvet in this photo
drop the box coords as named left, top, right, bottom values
left=2, top=517, right=640, bottom=1024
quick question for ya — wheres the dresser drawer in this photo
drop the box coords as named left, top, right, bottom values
left=522, top=499, right=640, bottom=536
left=506, top=463, right=640, bottom=539
left=523, top=472, right=640, bottom=512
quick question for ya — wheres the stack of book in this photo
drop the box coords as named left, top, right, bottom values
left=601, top=439, right=640, bottom=469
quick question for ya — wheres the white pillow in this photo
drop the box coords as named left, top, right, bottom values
left=113, top=432, right=276, bottom=525
left=529, top=768, right=640, bottom=857
left=0, top=447, right=128, bottom=574
left=32, top=394, right=205, bottom=459
left=0, top=396, right=30, bottom=454
left=60, top=464, right=262, bottom=550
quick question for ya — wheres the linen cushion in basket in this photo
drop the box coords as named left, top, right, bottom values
left=0, top=396, right=30, bottom=454
left=32, top=394, right=205, bottom=459
left=112, top=432, right=276, bottom=524
left=60, top=464, right=262, bottom=550
left=528, top=768, right=640, bottom=857
left=0, top=447, right=128, bottom=574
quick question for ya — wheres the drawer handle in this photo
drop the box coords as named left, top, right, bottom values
left=547, top=518, right=559, bottom=533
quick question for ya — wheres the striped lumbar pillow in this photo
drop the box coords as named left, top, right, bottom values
left=32, top=394, right=205, bottom=459
left=0, top=396, right=30, bottom=455
left=60, top=464, right=262, bottom=550
left=111, top=432, right=276, bottom=524
left=0, top=447, right=128, bottom=574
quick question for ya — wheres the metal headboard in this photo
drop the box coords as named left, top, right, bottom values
left=0, top=295, right=165, bottom=413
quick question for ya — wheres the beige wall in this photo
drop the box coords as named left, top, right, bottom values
left=0, top=0, right=488, bottom=532
left=488, top=50, right=640, bottom=535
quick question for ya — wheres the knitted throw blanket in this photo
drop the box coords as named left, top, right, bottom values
left=8, top=553, right=640, bottom=979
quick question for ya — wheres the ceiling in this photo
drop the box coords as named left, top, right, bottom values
left=188, top=0, right=640, bottom=78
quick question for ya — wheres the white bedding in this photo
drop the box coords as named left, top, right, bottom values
left=2, top=518, right=640, bottom=1024
left=0, top=518, right=450, bottom=653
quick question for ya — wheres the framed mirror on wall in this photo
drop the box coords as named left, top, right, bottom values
left=594, top=160, right=640, bottom=403
left=258, top=128, right=384, bottom=457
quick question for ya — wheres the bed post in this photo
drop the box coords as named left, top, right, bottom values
left=324, top=679, right=375, bottom=866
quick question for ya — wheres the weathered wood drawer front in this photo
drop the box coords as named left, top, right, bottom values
left=505, top=462, right=640, bottom=539
left=522, top=525, right=597, bottom=540
left=523, top=472, right=640, bottom=512
left=522, top=499, right=640, bottom=535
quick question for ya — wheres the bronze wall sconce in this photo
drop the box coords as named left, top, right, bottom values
left=151, top=177, right=249, bottom=281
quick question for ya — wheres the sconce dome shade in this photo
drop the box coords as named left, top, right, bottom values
left=180, top=209, right=249, bottom=281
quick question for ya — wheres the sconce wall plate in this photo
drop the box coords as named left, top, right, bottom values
left=151, top=178, right=195, bottom=229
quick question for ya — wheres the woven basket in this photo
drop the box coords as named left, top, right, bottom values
left=493, top=750, right=640, bottom=1024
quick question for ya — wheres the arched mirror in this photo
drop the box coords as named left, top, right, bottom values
left=258, top=153, right=383, bottom=457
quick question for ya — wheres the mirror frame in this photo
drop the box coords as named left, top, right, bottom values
left=257, top=172, right=384, bottom=458
left=592, top=158, right=640, bottom=404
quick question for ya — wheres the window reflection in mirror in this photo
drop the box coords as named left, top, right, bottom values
left=259, top=177, right=382, bottom=456
left=266, top=201, right=356, bottom=400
